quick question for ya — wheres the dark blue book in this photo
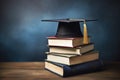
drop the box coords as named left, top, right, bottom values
left=45, top=60, right=104, bottom=77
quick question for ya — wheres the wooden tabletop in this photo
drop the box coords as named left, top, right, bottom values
left=0, top=62, right=120, bottom=80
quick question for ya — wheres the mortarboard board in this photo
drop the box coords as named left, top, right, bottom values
left=42, top=18, right=96, bottom=38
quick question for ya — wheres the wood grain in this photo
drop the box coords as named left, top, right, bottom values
left=0, top=62, right=120, bottom=80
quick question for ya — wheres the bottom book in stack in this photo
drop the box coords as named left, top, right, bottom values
left=45, top=51, right=104, bottom=77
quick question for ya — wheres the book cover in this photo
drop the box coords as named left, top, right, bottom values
left=47, top=36, right=91, bottom=47
left=46, top=51, right=99, bottom=65
left=45, top=60, right=104, bottom=77
left=48, top=43, right=94, bottom=55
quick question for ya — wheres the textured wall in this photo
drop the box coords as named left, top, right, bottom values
left=0, top=0, right=120, bottom=61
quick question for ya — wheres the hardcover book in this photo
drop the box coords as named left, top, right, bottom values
left=47, top=36, right=90, bottom=47
left=46, top=51, right=99, bottom=65
left=45, top=60, right=103, bottom=77
left=48, top=43, right=94, bottom=55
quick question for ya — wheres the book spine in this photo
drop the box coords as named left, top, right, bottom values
left=63, top=60, right=104, bottom=77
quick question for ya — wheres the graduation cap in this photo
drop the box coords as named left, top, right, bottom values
left=42, top=18, right=96, bottom=38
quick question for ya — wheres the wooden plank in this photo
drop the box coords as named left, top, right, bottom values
left=0, top=69, right=59, bottom=78
left=0, top=62, right=44, bottom=69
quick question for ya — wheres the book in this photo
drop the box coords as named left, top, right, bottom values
left=47, top=36, right=90, bottom=47
left=46, top=51, right=99, bottom=65
left=45, top=60, right=103, bottom=77
left=48, top=43, right=94, bottom=55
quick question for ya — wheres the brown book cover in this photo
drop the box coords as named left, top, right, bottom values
left=46, top=51, right=99, bottom=65
left=47, top=36, right=91, bottom=47
left=48, top=43, right=94, bottom=55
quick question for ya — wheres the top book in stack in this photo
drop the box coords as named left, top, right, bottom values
left=47, top=36, right=90, bottom=47
left=42, top=18, right=96, bottom=38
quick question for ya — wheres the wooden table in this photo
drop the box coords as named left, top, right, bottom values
left=0, top=62, right=120, bottom=80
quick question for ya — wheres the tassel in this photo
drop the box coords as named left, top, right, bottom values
left=83, top=20, right=89, bottom=44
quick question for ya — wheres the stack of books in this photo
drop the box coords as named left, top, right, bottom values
left=43, top=18, right=103, bottom=77
left=45, top=36, right=103, bottom=77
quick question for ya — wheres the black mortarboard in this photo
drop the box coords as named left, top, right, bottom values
left=42, top=18, right=96, bottom=38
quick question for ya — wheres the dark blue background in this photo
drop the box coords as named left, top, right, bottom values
left=0, top=0, right=120, bottom=61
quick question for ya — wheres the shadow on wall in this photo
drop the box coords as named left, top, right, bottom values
left=0, top=0, right=120, bottom=61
